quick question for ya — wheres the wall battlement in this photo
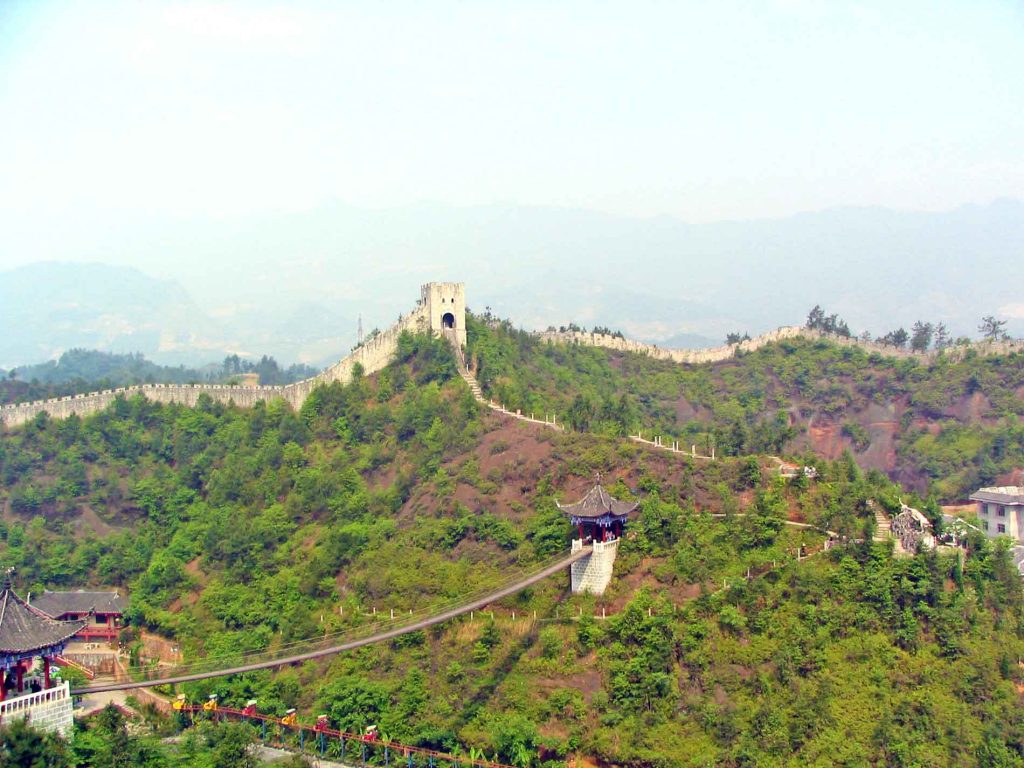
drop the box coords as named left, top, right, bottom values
left=537, top=326, right=1024, bottom=365
left=1, top=283, right=464, bottom=429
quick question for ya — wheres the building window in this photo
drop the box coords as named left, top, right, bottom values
left=998, top=524, right=1006, bottom=534
left=998, top=506, right=1006, bottom=517
left=982, top=521, right=989, bottom=530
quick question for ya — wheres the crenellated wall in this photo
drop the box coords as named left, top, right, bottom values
left=537, top=327, right=1024, bottom=365
left=0, top=284, right=463, bottom=430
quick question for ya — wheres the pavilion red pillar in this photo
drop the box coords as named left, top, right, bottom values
left=43, top=657, right=51, bottom=689
left=0, top=672, right=6, bottom=702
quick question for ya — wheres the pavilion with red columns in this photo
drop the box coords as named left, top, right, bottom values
left=0, top=572, right=86, bottom=701
left=556, top=478, right=638, bottom=543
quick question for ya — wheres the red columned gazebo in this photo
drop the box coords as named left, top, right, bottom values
left=0, top=573, right=87, bottom=700
left=557, top=479, right=638, bottom=543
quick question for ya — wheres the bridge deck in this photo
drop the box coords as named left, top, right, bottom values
left=73, top=546, right=591, bottom=695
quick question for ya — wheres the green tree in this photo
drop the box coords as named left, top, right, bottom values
left=0, top=719, right=67, bottom=768
left=978, top=315, right=1009, bottom=341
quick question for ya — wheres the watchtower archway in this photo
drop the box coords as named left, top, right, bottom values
left=420, top=283, right=466, bottom=348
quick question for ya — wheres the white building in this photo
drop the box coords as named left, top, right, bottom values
left=969, top=486, right=1024, bottom=542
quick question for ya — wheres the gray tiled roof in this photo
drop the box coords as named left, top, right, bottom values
left=969, top=487, right=1024, bottom=505
left=556, top=484, right=638, bottom=519
left=0, top=583, right=87, bottom=654
left=30, top=590, right=126, bottom=618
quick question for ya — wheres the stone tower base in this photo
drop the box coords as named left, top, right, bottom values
left=570, top=539, right=618, bottom=595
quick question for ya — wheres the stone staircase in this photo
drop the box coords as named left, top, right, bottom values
left=444, top=331, right=562, bottom=430
left=872, top=502, right=892, bottom=542
left=446, top=330, right=486, bottom=403
left=459, top=367, right=485, bottom=402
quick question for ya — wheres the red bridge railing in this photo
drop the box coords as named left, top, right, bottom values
left=182, top=705, right=516, bottom=768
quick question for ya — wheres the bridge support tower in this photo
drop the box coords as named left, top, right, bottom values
left=557, top=478, right=637, bottom=595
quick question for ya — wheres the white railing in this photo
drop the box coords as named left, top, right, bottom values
left=0, top=681, right=70, bottom=718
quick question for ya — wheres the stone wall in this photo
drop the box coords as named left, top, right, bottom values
left=538, top=327, right=1024, bottom=365
left=570, top=538, right=618, bottom=595
left=0, top=682, right=73, bottom=737
left=0, top=285, right=455, bottom=430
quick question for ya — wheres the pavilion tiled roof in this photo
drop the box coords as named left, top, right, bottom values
left=556, top=483, right=638, bottom=519
left=0, top=580, right=88, bottom=654
left=30, top=590, right=126, bottom=618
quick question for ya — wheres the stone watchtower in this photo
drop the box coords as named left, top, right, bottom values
left=421, top=282, right=466, bottom=348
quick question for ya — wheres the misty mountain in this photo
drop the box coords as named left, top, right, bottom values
left=77, top=197, right=1022, bottom=343
left=2, top=199, right=1021, bottom=368
left=0, top=263, right=355, bottom=369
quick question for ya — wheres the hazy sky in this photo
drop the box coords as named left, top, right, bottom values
left=1, top=0, right=1023, bottom=272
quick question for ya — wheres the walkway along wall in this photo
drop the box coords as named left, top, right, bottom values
left=537, top=326, right=1024, bottom=365
left=0, top=283, right=466, bottom=430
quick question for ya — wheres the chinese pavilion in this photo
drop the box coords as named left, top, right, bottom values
left=557, top=479, right=638, bottom=595
left=0, top=573, right=85, bottom=736
left=30, top=589, right=126, bottom=642
left=556, top=480, right=638, bottom=543
left=0, top=575, right=86, bottom=699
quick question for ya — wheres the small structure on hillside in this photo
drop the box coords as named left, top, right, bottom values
left=970, top=486, right=1024, bottom=543
left=30, top=590, right=127, bottom=643
left=0, top=572, right=86, bottom=736
left=890, top=501, right=936, bottom=554
left=557, top=478, right=638, bottom=595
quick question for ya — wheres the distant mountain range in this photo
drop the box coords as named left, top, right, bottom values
left=0, top=263, right=356, bottom=369
left=2, top=198, right=1021, bottom=368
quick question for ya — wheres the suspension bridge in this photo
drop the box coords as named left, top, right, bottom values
left=71, top=546, right=591, bottom=696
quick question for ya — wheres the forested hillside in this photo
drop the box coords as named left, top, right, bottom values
left=1, top=329, right=1024, bottom=765
left=467, top=314, right=1024, bottom=501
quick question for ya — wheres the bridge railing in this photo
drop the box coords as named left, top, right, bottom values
left=184, top=705, right=515, bottom=767
left=73, top=547, right=591, bottom=695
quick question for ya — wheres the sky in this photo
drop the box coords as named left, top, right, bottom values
left=1, top=1, right=1023, bottom=255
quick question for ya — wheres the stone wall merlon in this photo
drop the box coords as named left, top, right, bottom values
left=538, top=326, right=1024, bottom=364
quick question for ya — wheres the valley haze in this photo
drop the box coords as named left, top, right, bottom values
left=2, top=198, right=1022, bottom=370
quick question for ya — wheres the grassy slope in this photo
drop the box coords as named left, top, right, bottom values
left=1, top=330, right=1024, bottom=765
